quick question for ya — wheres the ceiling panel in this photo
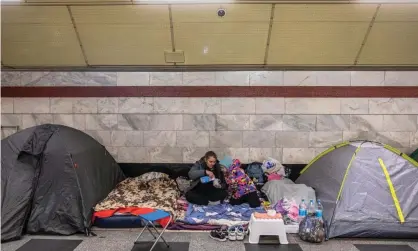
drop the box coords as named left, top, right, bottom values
left=174, top=23, right=268, bottom=64
left=1, top=24, right=86, bottom=66
left=76, top=24, right=172, bottom=65
left=268, top=4, right=375, bottom=65
left=1, top=5, right=71, bottom=24
left=171, top=4, right=271, bottom=23
left=70, top=5, right=169, bottom=24
left=1, top=6, right=85, bottom=66
left=375, top=4, right=418, bottom=22
left=70, top=5, right=171, bottom=65
left=172, top=4, right=270, bottom=65
left=357, top=23, right=418, bottom=65
left=274, top=4, right=378, bottom=22
left=268, top=22, right=369, bottom=65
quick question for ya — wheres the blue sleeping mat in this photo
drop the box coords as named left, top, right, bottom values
left=93, top=215, right=145, bottom=228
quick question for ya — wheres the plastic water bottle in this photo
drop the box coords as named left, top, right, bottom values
left=316, top=199, right=323, bottom=218
left=298, top=199, right=307, bottom=222
left=308, top=199, right=316, bottom=216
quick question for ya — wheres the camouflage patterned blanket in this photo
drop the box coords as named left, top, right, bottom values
left=94, top=176, right=181, bottom=219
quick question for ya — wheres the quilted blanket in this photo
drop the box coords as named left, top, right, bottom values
left=94, top=176, right=181, bottom=220
left=181, top=203, right=265, bottom=226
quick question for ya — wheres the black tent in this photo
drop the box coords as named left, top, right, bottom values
left=1, top=124, right=125, bottom=242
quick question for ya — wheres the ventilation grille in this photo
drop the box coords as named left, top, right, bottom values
left=164, top=50, right=185, bottom=63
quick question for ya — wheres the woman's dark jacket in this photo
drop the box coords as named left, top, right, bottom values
left=187, top=157, right=227, bottom=192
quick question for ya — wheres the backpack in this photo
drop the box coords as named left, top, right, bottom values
left=245, top=162, right=265, bottom=185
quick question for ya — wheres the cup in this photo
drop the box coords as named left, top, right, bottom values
left=267, top=209, right=276, bottom=216
left=200, top=176, right=212, bottom=183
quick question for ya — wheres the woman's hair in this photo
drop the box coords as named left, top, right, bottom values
left=204, top=151, right=217, bottom=161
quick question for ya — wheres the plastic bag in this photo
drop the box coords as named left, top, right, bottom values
left=275, top=198, right=299, bottom=223
left=176, top=176, right=191, bottom=194
left=298, top=215, right=325, bottom=243
left=262, top=157, right=285, bottom=177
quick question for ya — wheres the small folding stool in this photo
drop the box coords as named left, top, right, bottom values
left=134, top=209, right=173, bottom=251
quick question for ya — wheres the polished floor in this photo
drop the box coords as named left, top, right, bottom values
left=2, top=229, right=418, bottom=251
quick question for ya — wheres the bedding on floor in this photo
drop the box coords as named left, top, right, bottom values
left=167, top=222, right=221, bottom=230
left=93, top=174, right=181, bottom=226
left=180, top=203, right=265, bottom=227
left=261, top=178, right=316, bottom=206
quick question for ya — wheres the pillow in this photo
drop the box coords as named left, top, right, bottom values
left=138, top=172, right=169, bottom=181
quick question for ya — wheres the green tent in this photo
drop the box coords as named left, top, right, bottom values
left=411, top=148, right=418, bottom=162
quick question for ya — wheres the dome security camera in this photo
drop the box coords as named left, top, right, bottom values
left=217, top=8, right=226, bottom=17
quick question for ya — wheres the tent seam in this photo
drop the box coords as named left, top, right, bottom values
left=300, top=141, right=350, bottom=174
left=56, top=129, right=90, bottom=233
left=336, top=145, right=362, bottom=201
left=328, top=142, right=363, bottom=238
left=378, top=158, right=405, bottom=224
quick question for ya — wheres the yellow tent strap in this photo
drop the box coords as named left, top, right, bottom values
left=384, top=144, right=418, bottom=168
left=336, top=145, right=361, bottom=201
left=384, top=145, right=402, bottom=155
left=378, top=158, right=405, bottom=224
left=402, top=154, right=418, bottom=168
left=300, top=141, right=349, bottom=174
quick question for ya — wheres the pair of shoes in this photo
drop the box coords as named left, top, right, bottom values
left=228, top=225, right=245, bottom=241
left=209, top=227, right=228, bottom=242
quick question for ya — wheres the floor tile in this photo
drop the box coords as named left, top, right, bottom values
left=16, top=239, right=83, bottom=251
left=244, top=243, right=303, bottom=251
left=131, top=242, right=189, bottom=251
left=354, top=244, right=416, bottom=251
left=189, top=232, right=245, bottom=251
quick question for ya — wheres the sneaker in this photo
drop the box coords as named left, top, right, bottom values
left=208, top=200, right=221, bottom=206
left=228, top=226, right=237, bottom=241
left=210, top=229, right=227, bottom=242
left=236, top=226, right=245, bottom=241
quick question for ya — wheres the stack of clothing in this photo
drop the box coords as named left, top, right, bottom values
left=275, top=197, right=299, bottom=225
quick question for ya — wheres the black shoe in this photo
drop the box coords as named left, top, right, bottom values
left=209, top=228, right=228, bottom=242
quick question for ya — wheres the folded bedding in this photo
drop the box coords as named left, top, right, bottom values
left=93, top=175, right=181, bottom=226
left=181, top=203, right=265, bottom=227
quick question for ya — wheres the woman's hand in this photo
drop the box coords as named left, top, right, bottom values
left=206, top=170, right=215, bottom=179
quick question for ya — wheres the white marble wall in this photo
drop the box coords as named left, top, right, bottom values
left=1, top=71, right=418, bottom=86
left=1, top=97, right=417, bottom=163
left=1, top=71, right=417, bottom=164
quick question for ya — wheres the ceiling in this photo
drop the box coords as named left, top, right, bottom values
left=1, top=1, right=418, bottom=69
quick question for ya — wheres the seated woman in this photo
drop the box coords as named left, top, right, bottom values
left=185, top=151, right=228, bottom=205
